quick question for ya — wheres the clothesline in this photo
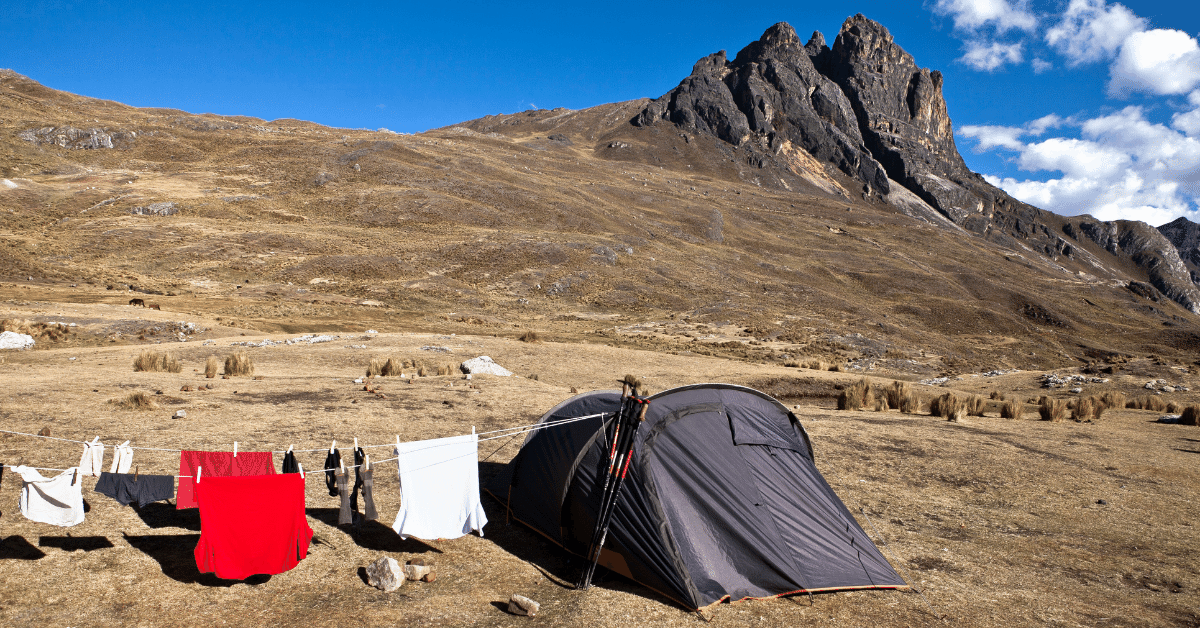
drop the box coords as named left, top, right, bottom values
left=0, top=412, right=610, bottom=477
left=0, top=412, right=609, bottom=456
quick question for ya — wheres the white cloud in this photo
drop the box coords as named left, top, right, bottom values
left=1174, top=91, right=1200, bottom=137
left=1108, top=29, right=1200, bottom=96
left=968, top=107, right=1200, bottom=224
left=1045, top=0, right=1146, bottom=65
left=933, top=0, right=1038, bottom=33
left=960, top=40, right=1024, bottom=71
left=1031, top=57, right=1053, bottom=73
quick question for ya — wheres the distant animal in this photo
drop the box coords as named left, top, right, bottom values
left=129, top=298, right=145, bottom=307
left=147, top=303, right=161, bottom=310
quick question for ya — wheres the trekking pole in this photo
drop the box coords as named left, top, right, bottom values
left=577, top=396, right=649, bottom=590
left=577, top=386, right=632, bottom=589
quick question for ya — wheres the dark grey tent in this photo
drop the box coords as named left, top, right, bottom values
left=486, top=384, right=906, bottom=609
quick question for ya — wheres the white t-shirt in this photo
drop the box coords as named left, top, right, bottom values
left=392, top=434, right=487, bottom=540
left=12, top=465, right=86, bottom=527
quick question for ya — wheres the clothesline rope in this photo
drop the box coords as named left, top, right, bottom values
left=0, top=412, right=611, bottom=476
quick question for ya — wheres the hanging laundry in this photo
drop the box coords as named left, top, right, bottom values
left=194, top=473, right=313, bottom=580
left=392, top=433, right=487, bottom=540
left=281, top=450, right=299, bottom=474
left=360, top=465, right=378, bottom=522
left=109, top=441, right=133, bottom=474
left=94, top=472, right=175, bottom=507
left=78, top=437, right=105, bottom=477
left=11, top=465, right=85, bottom=526
left=335, top=466, right=353, bottom=526
left=177, top=451, right=275, bottom=509
left=323, top=448, right=341, bottom=497
left=351, top=446, right=365, bottom=514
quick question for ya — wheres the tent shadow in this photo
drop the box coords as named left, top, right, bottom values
left=305, top=508, right=442, bottom=554
left=131, top=502, right=202, bottom=531
left=122, top=533, right=271, bottom=587
left=39, top=536, right=114, bottom=552
left=0, top=535, right=46, bottom=560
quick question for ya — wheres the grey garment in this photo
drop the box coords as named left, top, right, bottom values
left=360, top=468, right=377, bottom=522
left=335, top=467, right=354, bottom=525
left=94, top=472, right=175, bottom=507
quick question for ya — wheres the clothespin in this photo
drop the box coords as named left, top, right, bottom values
left=340, top=457, right=346, bottom=473
left=395, top=435, right=401, bottom=454
left=298, top=463, right=305, bottom=479
left=364, top=454, right=371, bottom=471
left=72, top=468, right=78, bottom=486
left=354, top=437, right=358, bottom=451
left=287, top=444, right=293, bottom=453
left=196, top=466, right=202, bottom=483
left=330, top=439, right=336, bottom=454
left=472, top=425, right=476, bottom=435
left=118, top=440, right=130, bottom=448
left=134, top=465, right=139, bottom=482
left=233, top=441, right=238, bottom=457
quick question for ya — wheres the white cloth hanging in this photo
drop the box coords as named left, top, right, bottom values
left=109, top=441, right=133, bottom=474
left=391, top=433, right=487, bottom=540
left=12, top=465, right=85, bottom=527
left=78, top=437, right=105, bottom=477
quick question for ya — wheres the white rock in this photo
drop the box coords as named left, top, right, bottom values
left=508, top=594, right=540, bottom=616
left=0, top=331, right=35, bottom=350
left=353, top=378, right=363, bottom=384
left=173, top=410, right=187, bottom=419
left=1145, top=382, right=1156, bottom=389
left=460, top=356, right=512, bottom=377
left=365, top=556, right=405, bottom=592
left=1070, top=387, right=1083, bottom=394
left=1161, top=386, right=1175, bottom=393
left=2, top=179, right=17, bottom=188
left=403, top=560, right=431, bottom=581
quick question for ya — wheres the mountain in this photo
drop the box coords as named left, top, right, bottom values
left=2, top=17, right=1200, bottom=375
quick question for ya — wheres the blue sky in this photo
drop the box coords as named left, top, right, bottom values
left=3, top=1, right=1199, bottom=226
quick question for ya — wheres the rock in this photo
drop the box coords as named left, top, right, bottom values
left=1070, top=387, right=1083, bottom=394
left=0, top=331, right=35, bottom=350
left=37, top=427, right=51, bottom=437
left=403, top=558, right=432, bottom=581
left=365, top=556, right=405, bottom=592
left=507, top=594, right=540, bottom=616
left=1145, top=382, right=1156, bottom=389
left=173, top=410, right=187, bottom=419
left=547, top=133, right=573, bottom=145
left=181, top=385, right=193, bottom=392
left=460, top=356, right=513, bottom=377
left=130, top=202, right=180, bottom=217
left=18, top=126, right=135, bottom=150
left=1161, top=386, right=1176, bottom=393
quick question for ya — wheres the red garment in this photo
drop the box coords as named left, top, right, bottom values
left=194, top=473, right=313, bottom=580
left=177, top=451, right=275, bottom=509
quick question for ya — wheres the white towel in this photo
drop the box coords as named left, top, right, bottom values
left=12, top=465, right=85, bottom=527
left=109, top=441, right=133, bottom=474
left=78, top=438, right=105, bottom=477
left=392, top=433, right=488, bottom=540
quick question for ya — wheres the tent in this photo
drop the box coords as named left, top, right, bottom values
left=485, top=383, right=906, bottom=610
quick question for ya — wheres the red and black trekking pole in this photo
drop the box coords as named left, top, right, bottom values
left=577, top=385, right=648, bottom=590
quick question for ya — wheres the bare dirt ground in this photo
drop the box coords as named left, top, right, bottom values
left=1, top=299, right=1198, bottom=627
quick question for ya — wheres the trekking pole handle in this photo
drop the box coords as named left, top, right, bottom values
left=637, top=402, right=649, bottom=422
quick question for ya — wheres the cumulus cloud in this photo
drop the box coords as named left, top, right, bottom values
left=1045, top=0, right=1146, bottom=65
left=960, top=40, right=1025, bottom=71
left=967, top=106, right=1200, bottom=224
left=933, top=0, right=1038, bottom=33
left=1108, top=29, right=1200, bottom=96
left=1031, top=57, right=1053, bottom=73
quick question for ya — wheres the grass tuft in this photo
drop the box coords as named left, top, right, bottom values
left=966, top=395, right=986, bottom=417
left=133, top=350, right=181, bottom=373
left=1039, top=397, right=1067, bottom=422
left=837, top=378, right=873, bottom=411
left=1000, top=398, right=1023, bottom=419
left=1181, top=406, right=1200, bottom=426
left=224, top=351, right=254, bottom=377
left=518, top=330, right=542, bottom=343
left=931, top=393, right=965, bottom=422
left=204, top=356, right=219, bottom=378
left=108, top=391, right=157, bottom=410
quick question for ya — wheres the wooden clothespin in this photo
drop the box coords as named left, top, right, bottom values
left=298, top=463, right=305, bottom=479
left=232, top=441, right=238, bottom=457
left=134, top=465, right=139, bottom=482
left=196, top=466, right=202, bottom=483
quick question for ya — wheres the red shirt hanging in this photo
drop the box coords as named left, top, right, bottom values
left=194, top=473, right=312, bottom=580
left=177, top=450, right=275, bottom=509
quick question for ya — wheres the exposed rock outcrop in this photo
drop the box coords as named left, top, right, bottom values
left=19, top=126, right=136, bottom=150
left=1064, top=217, right=1200, bottom=313
left=1158, top=217, right=1200, bottom=282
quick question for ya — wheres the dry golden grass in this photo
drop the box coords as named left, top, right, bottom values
left=224, top=351, right=254, bottom=377
left=107, top=391, right=156, bottom=410
left=204, top=355, right=219, bottom=378
left=381, top=357, right=402, bottom=377
left=931, top=392, right=965, bottom=422
left=836, top=377, right=872, bottom=411
left=990, top=390, right=1004, bottom=400
left=518, top=330, right=542, bottom=343
left=133, top=349, right=181, bottom=373
left=365, top=358, right=385, bottom=377
left=1099, top=390, right=1126, bottom=410
left=417, top=365, right=427, bottom=377
left=884, top=380, right=910, bottom=410
left=1000, top=398, right=1023, bottom=419
left=1073, top=397, right=1096, bottom=422
left=1, top=318, right=71, bottom=341
left=898, top=390, right=921, bottom=414
left=966, top=394, right=985, bottom=417
left=1182, top=406, right=1200, bottom=426
left=1127, top=395, right=1168, bottom=412
left=1039, top=397, right=1067, bottom=422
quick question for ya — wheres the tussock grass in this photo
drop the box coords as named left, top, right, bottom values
left=417, top=366, right=427, bottom=377
left=837, top=378, right=873, bottom=411
left=990, top=390, right=1004, bottom=400
left=204, top=356, right=219, bottom=378
left=1, top=318, right=71, bottom=342
left=1039, top=397, right=1067, bottom=422
left=224, top=351, right=254, bottom=377
left=382, top=358, right=401, bottom=377
left=518, top=330, right=542, bottom=343
left=366, top=358, right=385, bottom=377
left=800, top=359, right=828, bottom=371
left=1181, top=406, right=1200, bottom=426
left=1099, top=391, right=1126, bottom=410
left=885, top=381, right=911, bottom=410
left=898, top=390, right=921, bottom=414
left=108, top=391, right=156, bottom=410
left=966, top=395, right=986, bottom=417
left=931, top=393, right=965, bottom=422
left=133, top=350, right=181, bottom=373
left=1000, top=398, right=1023, bottom=419
left=1126, top=395, right=1168, bottom=412
left=1072, top=397, right=1096, bottom=422
left=527, top=373, right=540, bottom=381
left=1166, top=401, right=1182, bottom=414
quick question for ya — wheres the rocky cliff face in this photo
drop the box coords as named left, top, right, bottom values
left=634, top=14, right=1200, bottom=315
left=1159, top=217, right=1200, bottom=282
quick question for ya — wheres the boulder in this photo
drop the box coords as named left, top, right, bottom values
left=460, top=356, right=512, bottom=377
left=507, top=594, right=540, bottom=617
left=0, top=331, right=35, bottom=350
left=403, top=558, right=433, bottom=581
left=365, top=556, right=405, bottom=592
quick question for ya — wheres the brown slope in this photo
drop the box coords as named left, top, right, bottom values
left=1, top=65, right=1198, bottom=374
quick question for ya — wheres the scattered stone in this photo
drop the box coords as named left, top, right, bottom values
left=365, top=556, right=405, bottom=592
left=38, top=427, right=51, bottom=437
left=1162, top=386, right=1176, bottom=393
left=130, top=201, right=179, bottom=216
left=1096, top=499, right=1108, bottom=505
left=403, top=558, right=432, bottom=581
left=354, top=378, right=364, bottom=384
left=1070, top=387, right=1083, bottom=394
left=420, top=345, right=452, bottom=353
left=173, top=410, right=187, bottom=419
left=0, top=331, right=35, bottom=350
left=460, top=356, right=512, bottom=377
left=181, top=385, right=194, bottom=392
left=1145, top=382, right=1156, bottom=390
left=507, top=594, right=539, bottom=617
